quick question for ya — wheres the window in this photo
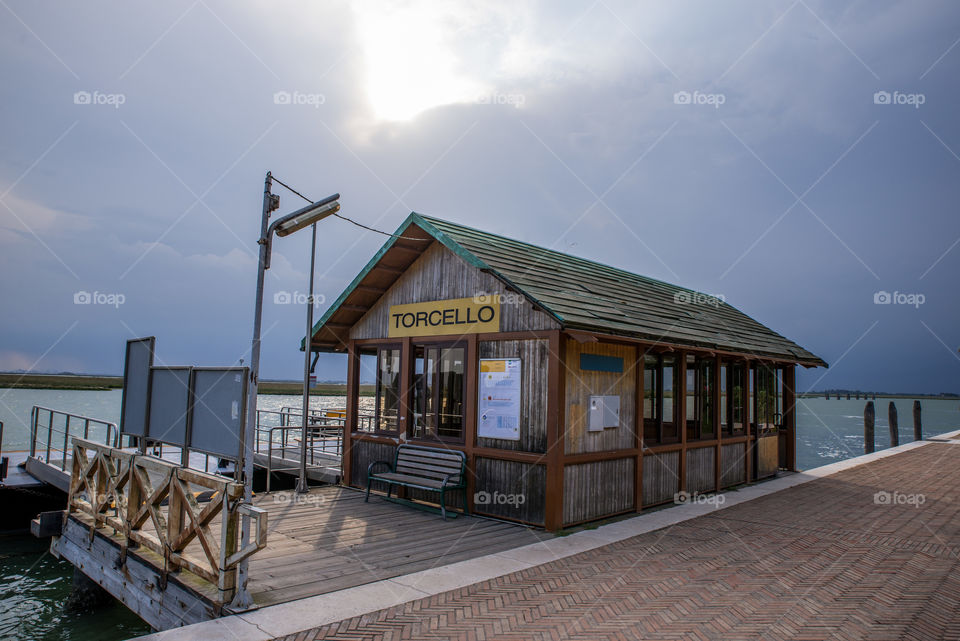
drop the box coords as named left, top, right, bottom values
left=357, top=345, right=402, bottom=433
left=412, top=343, right=466, bottom=441
left=686, top=355, right=714, bottom=441
left=662, top=355, right=678, bottom=441
left=755, top=365, right=779, bottom=434
left=720, top=362, right=729, bottom=434
left=643, top=355, right=659, bottom=442
left=731, top=362, right=745, bottom=434
left=642, top=352, right=680, bottom=445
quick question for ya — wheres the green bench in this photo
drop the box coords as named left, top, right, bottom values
left=365, top=444, right=468, bottom=520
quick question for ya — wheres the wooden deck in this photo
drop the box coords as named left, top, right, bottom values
left=246, top=486, right=551, bottom=606
left=54, top=483, right=551, bottom=630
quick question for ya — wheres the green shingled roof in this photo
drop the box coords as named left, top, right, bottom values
left=308, top=213, right=827, bottom=367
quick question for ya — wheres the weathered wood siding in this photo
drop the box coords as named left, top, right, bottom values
left=564, top=340, right=637, bottom=455
left=642, top=451, right=680, bottom=506
left=473, top=457, right=546, bottom=525
left=350, top=439, right=397, bottom=491
left=562, top=458, right=635, bottom=525
left=721, top=442, right=747, bottom=487
left=756, top=435, right=778, bottom=479
left=685, top=446, right=716, bottom=494
left=477, top=339, right=549, bottom=453
left=350, top=242, right=559, bottom=339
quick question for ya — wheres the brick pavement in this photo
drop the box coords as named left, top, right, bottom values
left=275, top=442, right=960, bottom=641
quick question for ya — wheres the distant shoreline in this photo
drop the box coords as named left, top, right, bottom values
left=0, top=373, right=373, bottom=396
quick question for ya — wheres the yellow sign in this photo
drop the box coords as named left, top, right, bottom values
left=480, top=360, right=506, bottom=373
left=388, top=297, right=500, bottom=338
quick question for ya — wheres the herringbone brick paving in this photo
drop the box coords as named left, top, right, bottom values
left=275, top=443, right=960, bottom=640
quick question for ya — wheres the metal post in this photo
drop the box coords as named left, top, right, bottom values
left=233, top=171, right=274, bottom=611
left=296, top=222, right=318, bottom=494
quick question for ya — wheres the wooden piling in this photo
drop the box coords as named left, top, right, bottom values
left=913, top=400, right=922, bottom=441
left=864, top=401, right=875, bottom=454
left=846, top=392, right=851, bottom=400
left=888, top=401, right=899, bottom=447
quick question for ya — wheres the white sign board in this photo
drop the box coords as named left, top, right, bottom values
left=477, top=358, right=522, bottom=441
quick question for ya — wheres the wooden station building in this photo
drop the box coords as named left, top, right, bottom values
left=308, top=214, right=827, bottom=531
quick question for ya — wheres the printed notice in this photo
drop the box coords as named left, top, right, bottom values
left=477, top=358, right=522, bottom=441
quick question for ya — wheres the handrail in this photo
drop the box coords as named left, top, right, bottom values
left=66, top=437, right=267, bottom=603
left=29, top=405, right=119, bottom=472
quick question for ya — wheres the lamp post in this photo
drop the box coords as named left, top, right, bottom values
left=297, top=221, right=318, bottom=494
left=233, top=172, right=338, bottom=609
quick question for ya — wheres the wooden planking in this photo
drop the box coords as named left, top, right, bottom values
left=756, top=435, right=778, bottom=479
left=562, top=458, right=634, bottom=526
left=721, top=442, right=747, bottom=488
left=563, top=339, right=637, bottom=455
left=473, top=457, right=546, bottom=525
left=54, top=515, right=219, bottom=631
left=642, top=451, right=680, bottom=506
left=685, top=446, right=716, bottom=494
left=246, top=485, right=549, bottom=607
left=350, top=242, right=558, bottom=340
left=477, top=339, right=550, bottom=453
left=350, top=439, right=397, bottom=493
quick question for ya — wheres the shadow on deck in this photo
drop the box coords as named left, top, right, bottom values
left=247, top=485, right=552, bottom=606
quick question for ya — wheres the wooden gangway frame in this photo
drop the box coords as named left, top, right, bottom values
left=54, top=438, right=267, bottom=627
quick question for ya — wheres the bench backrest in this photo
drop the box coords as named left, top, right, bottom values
left=394, top=445, right=466, bottom=485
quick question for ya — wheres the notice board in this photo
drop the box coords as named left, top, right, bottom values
left=477, top=358, right=522, bottom=441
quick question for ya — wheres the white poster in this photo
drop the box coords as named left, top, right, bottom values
left=477, top=358, right=522, bottom=441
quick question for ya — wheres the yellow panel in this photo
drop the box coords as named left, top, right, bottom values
left=388, top=297, right=500, bottom=338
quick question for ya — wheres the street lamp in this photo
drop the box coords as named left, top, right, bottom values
left=233, top=171, right=338, bottom=609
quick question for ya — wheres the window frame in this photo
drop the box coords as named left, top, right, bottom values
left=409, top=338, right=468, bottom=445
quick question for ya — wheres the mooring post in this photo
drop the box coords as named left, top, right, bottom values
left=913, top=400, right=922, bottom=441
left=888, top=401, right=899, bottom=447
left=864, top=401, right=875, bottom=454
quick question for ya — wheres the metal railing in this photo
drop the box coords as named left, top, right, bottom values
left=254, top=408, right=345, bottom=492
left=30, top=405, right=120, bottom=472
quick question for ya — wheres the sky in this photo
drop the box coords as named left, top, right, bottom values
left=0, top=0, right=958, bottom=394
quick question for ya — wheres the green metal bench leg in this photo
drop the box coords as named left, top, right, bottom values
left=440, top=488, right=447, bottom=520
left=365, top=478, right=372, bottom=502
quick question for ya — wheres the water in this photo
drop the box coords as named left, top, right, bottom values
left=0, top=534, right=151, bottom=641
left=0, top=388, right=957, bottom=641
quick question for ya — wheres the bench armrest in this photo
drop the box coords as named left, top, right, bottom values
left=367, top=460, right=393, bottom=478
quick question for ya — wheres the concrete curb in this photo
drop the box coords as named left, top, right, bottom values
left=132, top=437, right=950, bottom=641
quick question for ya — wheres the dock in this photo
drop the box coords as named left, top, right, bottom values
left=136, top=431, right=960, bottom=641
